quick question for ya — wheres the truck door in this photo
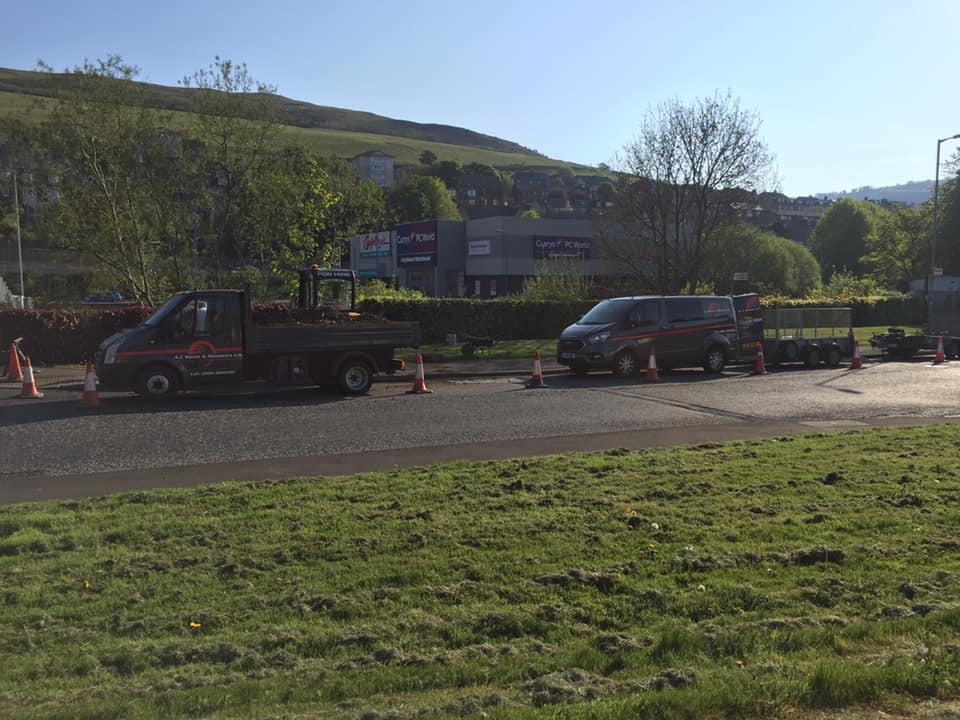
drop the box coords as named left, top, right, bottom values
left=170, top=294, right=244, bottom=388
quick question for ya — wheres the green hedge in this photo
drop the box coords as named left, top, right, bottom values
left=0, top=294, right=925, bottom=366
left=357, top=298, right=595, bottom=344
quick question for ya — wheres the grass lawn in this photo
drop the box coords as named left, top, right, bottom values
left=3, top=426, right=960, bottom=718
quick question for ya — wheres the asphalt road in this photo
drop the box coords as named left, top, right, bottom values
left=2, top=358, right=960, bottom=503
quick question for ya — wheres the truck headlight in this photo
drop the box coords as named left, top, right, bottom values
left=103, top=342, right=121, bottom=364
left=586, top=332, right=610, bottom=345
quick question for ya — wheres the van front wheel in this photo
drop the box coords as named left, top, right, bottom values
left=703, top=346, right=726, bottom=374
left=612, top=350, right=639, bottom=377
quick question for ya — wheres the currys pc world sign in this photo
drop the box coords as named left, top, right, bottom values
left=396, top=220, right=438, bottom=266
left=533, top=236, right=591, bottom=260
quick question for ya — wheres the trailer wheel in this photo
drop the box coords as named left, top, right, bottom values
left=612, top=350, right=640, bottom=377
left=778, top=341, right=799, bottom=363
left=802, top=345, right=821, bottom=368
left=703, top=346, right=726, bottom=374
left=825, top=344, right=842, bottom=367
left=135, top=365, right=179, bottom=399
left=337, top=359, right=373, bottom=395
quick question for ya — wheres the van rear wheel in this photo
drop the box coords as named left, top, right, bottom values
left=703, top=346, right=726, bottom=374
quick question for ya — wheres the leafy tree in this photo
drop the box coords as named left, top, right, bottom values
left=596, top=182, right=616, bottom=206
left=862, top=205, right=930, bottom=289
left=22, top=56, right=184, bottom=303
left=418, top=150, right=437, bottom=166
left=429, top=160, right=463, bottom=190
left=385, top=176, right=461, bottom=224
left=524, top=256, right=592, bottom=300
left=462, top=162, right=499, bottom=178
left=235, top=146, right=340, bottom=294
left=317, top=156, right=386, bottom=264
left=179, top=56, right=282, bottom=284
left=809, top=199, right=886, bottom=279
left=598, top=92, right=775, bottom=293
left=705, top=224, right=821, bottom=296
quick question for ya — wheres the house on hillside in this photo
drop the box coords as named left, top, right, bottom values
left=351, top=151, right=395, bottom=188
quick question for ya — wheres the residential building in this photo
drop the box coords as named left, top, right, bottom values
left=350, top=151, right=395, bottom=188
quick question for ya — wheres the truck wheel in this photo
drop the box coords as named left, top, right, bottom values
left=803, top=346, right=821, bottom=368
left=826, top=344, right=841, bottom=367
left=778, top=341, right=799, bottom=363
left=337, top=359, right=373, bottom=395
left=703, top=346, right=726, bottom=374
left=135, top=365, right=179, bottom=399
left=612, top=350, right=639, bottom=377
left=946, top=341, right=958, bottom=360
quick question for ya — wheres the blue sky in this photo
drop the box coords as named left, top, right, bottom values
left=5, top=0, right=959, bottom=197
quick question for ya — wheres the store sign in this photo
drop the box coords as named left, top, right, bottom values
left=359, top=231, right=391, bottom=257
left=397, top=220, right=437, bottom=266
left=533, top=236, right=591, bottom=260
left=468, top=239, right=491, bottom=256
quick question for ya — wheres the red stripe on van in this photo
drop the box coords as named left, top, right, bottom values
left=611, top=323, right=736, bottom=343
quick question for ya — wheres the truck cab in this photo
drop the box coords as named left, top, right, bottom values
left=96, top=290, right=246, bottom=397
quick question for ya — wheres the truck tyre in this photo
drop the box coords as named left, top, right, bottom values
left=825, top=344, right=842, bottom=367
left=778, top=340, right=799, bottom=363
left=703, top=346, right=726, bottom=374
left=802, top=345, right=821, bottom=368
left=337, top=359, right=373, bottom=395
left=135, top=365, right=179, bottom=399
left=946, top=341, right=958, bottom=360
left=612, top=350, right=639, bottom=377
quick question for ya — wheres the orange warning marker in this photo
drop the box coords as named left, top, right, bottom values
left=849, top=341, right=863, bottom=369
left=528, top=351, right=547, bottom=388
left=752, top=345, right=767, bottom=375
left=646, top=347, right=659, bottom=381
left=934, top=336, right=946, bottom=364
left=19, top=356, right=43, bottom=398
left=406, top=354, right=432, bottom=394
left=80, top=363, right=100, bottom=408
left=3, top=342, right=23, bottom=382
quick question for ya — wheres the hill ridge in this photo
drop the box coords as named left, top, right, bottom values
left=0, top=66, right=543, bottom=158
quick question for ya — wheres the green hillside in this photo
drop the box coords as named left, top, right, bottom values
left=0, top=66, right=594, bottom=174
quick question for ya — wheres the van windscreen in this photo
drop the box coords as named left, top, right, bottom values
left=579, top=299, right=634, bottom=325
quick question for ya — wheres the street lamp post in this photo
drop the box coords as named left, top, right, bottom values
left=12, top=171, right=24, bottom=307
left=926, top=132, right=960, bottom=316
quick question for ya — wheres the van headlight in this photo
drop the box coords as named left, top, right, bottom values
left=586, top=331, right=610, bottom=345
left=103, top=342, right=121, bottom=364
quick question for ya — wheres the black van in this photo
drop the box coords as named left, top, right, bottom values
left=556, top=295, right=739, bottom=376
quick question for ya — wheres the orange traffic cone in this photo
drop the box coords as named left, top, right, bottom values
left=19, top=356, right=43, bottom=398
left=849, top=341, right=863, bottom=369
left=753, top=345, right=767, bottom=375
left=935, top=336, right=946, bottom=364
left=80, top=363, right=100, bottom=408
left=406, top=354, right=432, bottom=394
left=3, top=342, right=23, bottom=382
left=646, top=347, right=659, bottom=381
left=528, top=351, right=547, bottom=388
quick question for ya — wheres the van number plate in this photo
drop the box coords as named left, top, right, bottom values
left=561, top=352, right=576, bottom=359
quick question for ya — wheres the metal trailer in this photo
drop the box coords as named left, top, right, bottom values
left=869, top=290, right=960, bottom=360
left=761, top=307, right=855, bottom=368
